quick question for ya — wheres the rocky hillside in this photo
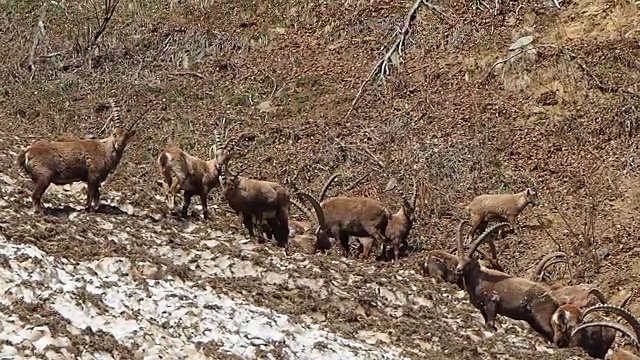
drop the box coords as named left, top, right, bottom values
left=1, top=0, right=639, bottom=358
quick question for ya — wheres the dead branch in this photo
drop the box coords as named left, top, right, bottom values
left=344, top=0, right=442, bottom=120
left=347, top=172, right=371, bottom=191
left=336, top=140, right=385, bottom=168
left=169, top=71, right=207, bottom=80
left=23, top=2, right=48, bottom=79
left=76, top=0, right=120, bottom=54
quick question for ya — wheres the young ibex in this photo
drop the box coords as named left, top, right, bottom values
left=553, top=304, right=640, bottom=359
left=296, top=191, right=392, bottom=259
left=219, top=162, right=290, bottom=248
left=455, top=221, right=559, bottom=338
left=16, top=99, right=139, bottom=213
left=466, top=188, right=539, bottom=242
left=157, top=129, right=253, bottom=219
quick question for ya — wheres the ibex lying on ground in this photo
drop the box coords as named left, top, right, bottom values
left=157, top=129, right=253, bottom=219
left=466, top=188, right=539, bottom=242
left=17, top=99, right=139, bottom=213
left=219, top=162, right=290, bottom=248
left=553, top=304, right=640, bottom=359
left=422, top=246, right=504, bottom=289
left=532, top=251, right=608, bottom=308
left=297, top=191, right=392, bottom=259
left=455, top=221, right=559, bottom=339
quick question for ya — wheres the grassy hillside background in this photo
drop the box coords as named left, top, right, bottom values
left=1, top=0, right=639, bottom=358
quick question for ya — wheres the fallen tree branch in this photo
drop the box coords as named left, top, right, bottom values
left=344, top=0, right=440, bottom=120
left=169, top=71, right=207, bottom=80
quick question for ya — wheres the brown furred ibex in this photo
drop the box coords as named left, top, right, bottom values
left=219, top=162, right=290, bottom=248
left=422, top=246, right=504, bottom=289
left=16, top=99, right=140, bottom=213
left=570, top=316, right=640, bottom=360
left=533, top=251, right=608, bottom=308
left=157, top=127, right=253, bottom=219
left=358, top=178, right=418, bottom=261
left=554, top=304, right=640, bottom=359
left=296, top=191, right=392, bottom=260
left=455, top=221, right=559, bottom=339
left=466, top=188, right=539, bottom=242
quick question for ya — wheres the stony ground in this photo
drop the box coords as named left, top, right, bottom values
left=1, top=0, right=639, bottom=358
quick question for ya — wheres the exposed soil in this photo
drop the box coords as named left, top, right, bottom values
left=1, top=0, right=639, bottom=358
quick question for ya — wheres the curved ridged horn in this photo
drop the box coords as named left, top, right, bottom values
left=410, top=177, right=417, bottom=210
left=456, top=220, right=470, bottom=260
left=222, top=131, right=255, bottom=151
left=570, top=321, right=638, bottom=347
left=289, top=198, right=316, bottom=226
left=586, top=288, right=608, bottom=305
left=318, top=173, right=340, bottom=202
left=582, top=304, right=640, bottom=339
left=466, top=222, right=511, bottom=259
left=297, top=192, right=326, bottom=230
left=108, top=98, right=122, bottom=129
left=533, top=251, right=568, bottom=280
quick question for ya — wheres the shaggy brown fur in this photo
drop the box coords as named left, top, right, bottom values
left=16, top=99, right=138, bottom=213
left=157, top=131, right=253, bottom=219
left=219, top=163, right=290, bottom=248
left=455, top=221, right=559, bottom=340
left=466, top=188, right=539, bottom=242
left=558, top=304, right=640, bottom=359
left=297, top=192, right=392, bottom=259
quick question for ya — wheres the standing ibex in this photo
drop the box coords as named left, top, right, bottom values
left=157, top=126, right=253, bottom=219
left=256, top=174, right=339, bottom=243
left=466, top=188, right=539, bottom=242
left=16, top=99, right=140, bottom=213
left=296, top=191, right=392, bottom=260
left=455, top=221, right=559, bottom=339
left=219, top=162, right=290, bottom=248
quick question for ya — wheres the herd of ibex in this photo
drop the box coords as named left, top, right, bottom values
left=14, top=98, right=640, bottom=359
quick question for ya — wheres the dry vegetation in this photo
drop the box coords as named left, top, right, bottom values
left=1, top=0, right=640, bottom=357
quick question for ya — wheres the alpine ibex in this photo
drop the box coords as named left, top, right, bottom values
left=256, top=174, right=339, bottom=243
left=570, top=317, right=640, bottom=360
left=296, top=191, right=392, bottom=259
left=533, top=251, right=608, bottom=308
left=219, top=162, right=290, bottom=248
left=466, top=188, right=539, bottom=242
left=422, top=246, right=504, bottom=289
left=157, top=128, right=253, bottom=219
left=16, top=99, right=140, bottom=213
left=554, top=304, right=640, bottom=359
left=359, top=178, right=418, bottom=261
left=455, top=221, right=559, bottom=339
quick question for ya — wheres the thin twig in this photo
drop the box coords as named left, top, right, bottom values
left=170, top=71, right=207, bottom=80
left=347, top=172, right=371, bottom=191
